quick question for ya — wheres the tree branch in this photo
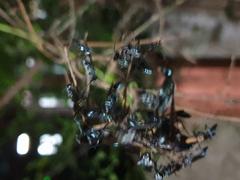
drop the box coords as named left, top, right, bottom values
left=0, top=61, right=43, bottom=109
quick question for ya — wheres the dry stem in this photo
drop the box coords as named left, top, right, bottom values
left=0, top=61, right=43, bottom=109
left=63, top=46, right=77, bottom=87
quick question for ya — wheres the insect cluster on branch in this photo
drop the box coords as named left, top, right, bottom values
left=65, top=39, right=217, bottom=180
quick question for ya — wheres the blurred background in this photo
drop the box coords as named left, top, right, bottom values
left=0, top=0, right=240, bottom=180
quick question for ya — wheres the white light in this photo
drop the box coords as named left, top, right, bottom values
left=25, top=57, right=36, bottom=68
left=36, top=9, right=47, bottom=20
left=67, top=99, right=74, bottom=108
left=38, top=97, right=59, bottom=108
left=16, top=133, right=30, bottom=155
left=37, top=134, right=63, bottom=156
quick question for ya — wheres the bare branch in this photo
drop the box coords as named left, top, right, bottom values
left=17, top=0, right=35, bottom=35
left=68, top=0, right=76, bottom=46
left=63, top=46, right=77, bottom=87
left=176, top=106, right=240, bottom=123
left=0, top=61, right=43, bottom=109
left=0, top=8, right=17, bottom=26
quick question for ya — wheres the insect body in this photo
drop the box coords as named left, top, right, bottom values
left=186, top=124, right=218, bottom=144
left=66, top=39, right=217, bottom=180
left=73, top=41, right=96, bottom=83
left=85, top=128, right=103, bottom=146
left=158, top=68, right=174, bottom=114
left=66, top=84, right=79, bottom=103
left=140, top=91, right=159, bottom=111
left=82, top=57, right=97, bottom=83
left=137, top=152, right=155, bottom=170
left=154, top=147, right=208, bottom=180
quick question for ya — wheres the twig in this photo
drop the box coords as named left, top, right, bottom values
left=1, top=2, right=26, bottom=28
left=181, top=50, right=197, bottom=64
left=0, top=61, right=43, bottom=109
left=93, top=121, right=113, bottom=130
left=53, top=0, right=95, bottom=37
left=122, top=0, right=186, bottom=44
left=71, top=61, right=84, bottom=80
left=123, top=14, right=160, bottom=44
left=68, top=0, right=76, bottom=46
left=17, top=0, right=35, bottom=35
left=63, top=46, right=77, bottom=87
left=87, top=37, right=163, bottom=49
left=93, top=80, right=109, bottom=90
left=227, top=55, right=236, bottom=83
left=0, top=8, right=17, bottom=26
left=17, top=0, right=59, bottom=61
left=176, top=106, right=240, bottom=123
left=17, top=0, right=62, bottom=61
left=154, top=0, right=164, bottom=37
left=92, top=54, right=111, bottom=62
left=113, top=3, right=142, bottom=38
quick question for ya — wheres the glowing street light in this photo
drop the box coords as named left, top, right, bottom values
left=16, top=133, right=30, bottom=155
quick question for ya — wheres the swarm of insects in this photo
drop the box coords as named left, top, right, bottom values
left=65, top=39, right=217, bottom=180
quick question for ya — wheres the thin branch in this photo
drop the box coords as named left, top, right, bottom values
left=154, top=0, right=164, bottom=37
left=87, top=37, right=163, bottom=49
left=0, top=8, right=17, bottom=26
left=93, top=80, right=109, bottom=90
left=53, top=0, right=95, bottom=37
left=123, top=14, right=160, bottom=44
left=17, top=0, right=62, bottom=62
left=1, top=2, right=26, bottom=28
left=63, top=46, right=77, bottom=87
left=175, top=92, right=240, bottom=105
left=0, top=61, right=43, bottom=109
left=17, top=0, right=35, bottom=35
left=122, top=0, right=187, bottom=44
left=92, top=54, right=111, bottom=62
left=113, top=3, right=142, bottom=38
left=71, top=61, right=84, bottom=79
left=227, top=55, right=236, bottom=83
left=176, top=106, right=240, bottom=123
left=68, top=0, right=76, bottom=46
left=181, top=50, right=197, bottom=64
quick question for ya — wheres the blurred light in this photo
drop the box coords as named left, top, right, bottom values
left=35, top=9, right=47, bottom=20
left=37, top=134, right=62, bottom=156
left=25, top=57, right=36, bottom=68
left=16, top=133, right=30, bottom=155
left=21, top=90, right=33, bottom=107
left=38, top=97, right=59, bottom=108
left=43, top=176, right=52, bottom=180
left=67, top=99, right=74, bottom=108
left=31, top=0, right=48, bottom=20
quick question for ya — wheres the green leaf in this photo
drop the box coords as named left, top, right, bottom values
left=0, top=23, right=28, bottom=40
